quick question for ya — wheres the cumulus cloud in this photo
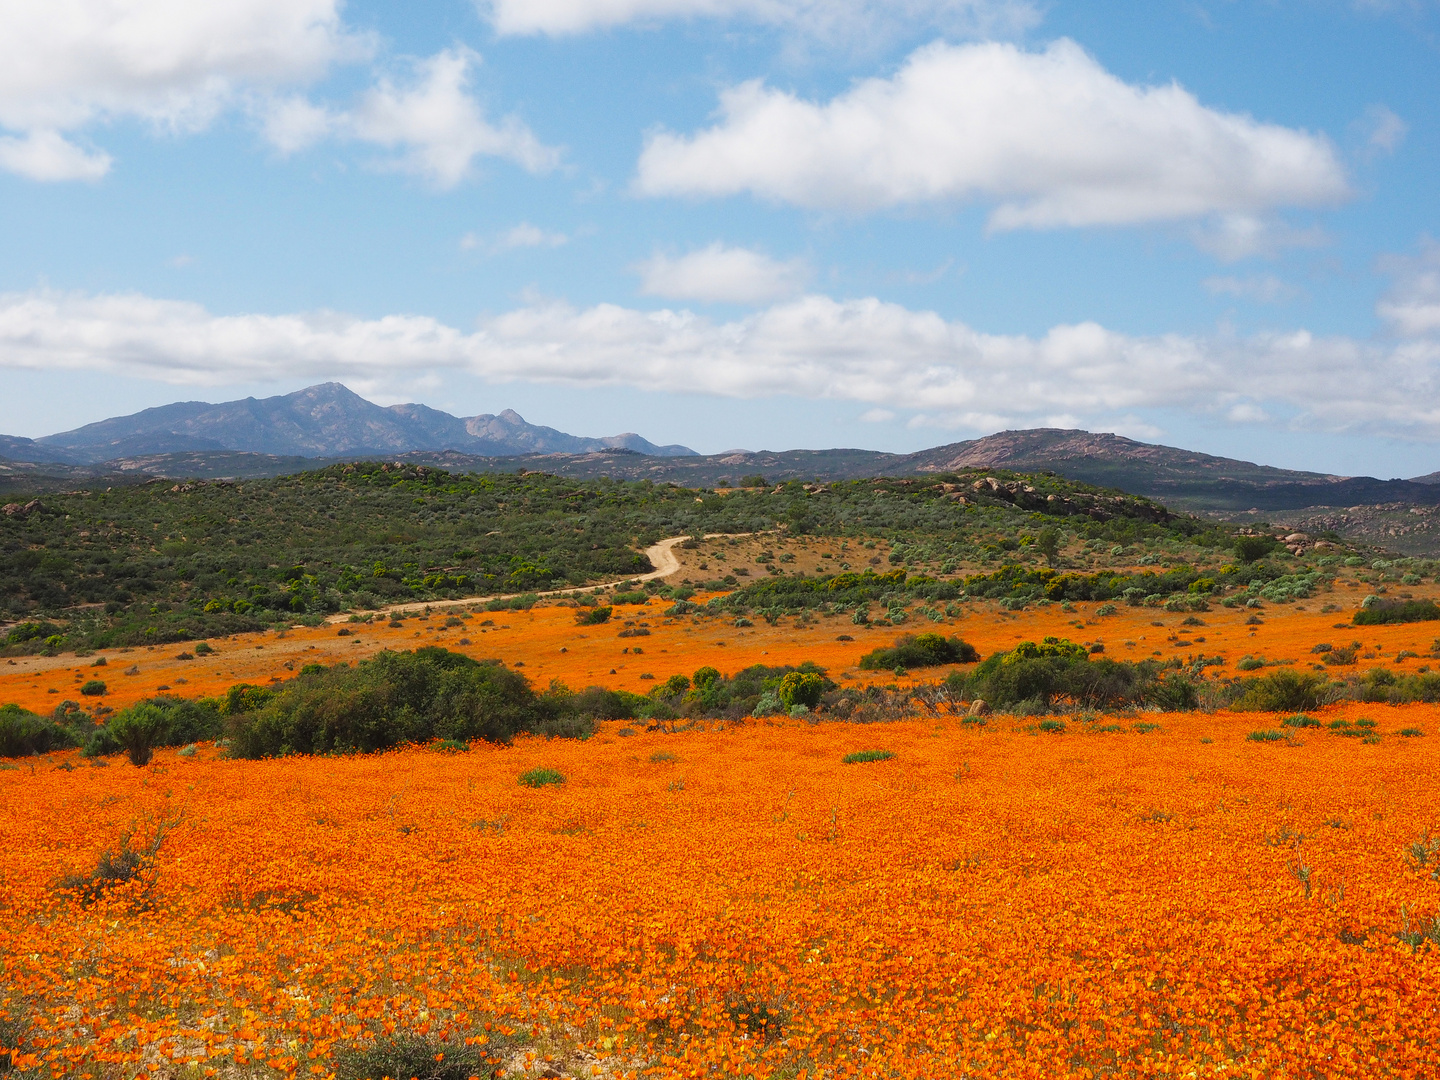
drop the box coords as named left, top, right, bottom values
left=635, top=39, right=1349, bottom=234
left=259, top=49, right=559, bottom=188
left=1377, top=240, right=1440, bottom=339
left=480, top=0, right=1039, bottom=41
left=0, top=0, right=364, bottom=179
left=637, top=243, right=810, bottom=303
left=0, top=129, right=111, bottom=181
left=1202, top=274, right=1300, bottom=304
left=6, top=286, right=1440, bottom=438
left=345, top=49, right=559, bottom=186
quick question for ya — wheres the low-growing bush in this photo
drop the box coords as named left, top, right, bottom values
left=1281, top=713, right=1321, bottom=728
left=950, top=637, right=1197, bottom=713
left=519, top=767, right=565, bottom=788
left=842, top=749, right=894, bottom=764
left=0, top=704, right=77, bottom=758
left=1247, top=729, right=1285, bottom=742
left=79, top=680, right=107, bottom=697
left=226, top=648, right=594, bottom=759
left=858, top=633, right=979, bottom=671
left=84, top=697, right=223, bottom=762
left=575, top=605, right=613, bottom=626
left=1230, top=669, right=1331, bottom=713
left=1354, top=600, right=1440, bottom=625
left=334, top=1032, right=513, bottom=1080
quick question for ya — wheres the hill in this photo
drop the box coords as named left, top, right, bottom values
left=1, top=461, right=1257, bottom=652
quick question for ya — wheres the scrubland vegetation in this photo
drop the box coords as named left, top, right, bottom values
left=5, top=463, right=1440, bottom=1076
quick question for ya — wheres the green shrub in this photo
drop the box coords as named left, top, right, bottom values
left=334, top=1033, right=512, bottom=1080
left=778, top=671, right=825, bottom=709
left=842, top=749, right=894, bottom=764
left=79, top=680, right=107, bottom=697
left=1230, top=669, right=1330, bottom=712
left=1235, top=536, right=1278, bottom=563
left=1281, top=713, right=1321, bottom=728
left=612, top=591, right=649, bottom=605
left=1037, top=718, right=1066, bottom=733
left=0, top=704, right=76, bottom=758
left=1236, top=656, right=1265, bottom=671
left=106, top=704, right=171, bottom=766
left=226, top=648, right=592, bottom=759
left=575, top=605, right=613, bottom=625
left=434, top=738, right=470, bottom=753
left=1246, top=729, right=1285, bottom=742
left=1399, top=727, right=1425, bottom=737
left=857, top=633, right=979, bottom=671
left=953, top=637, right=1194, bottom=713
left=1354, top=600, right=1440, bottom=625
left=519, top=767, right=565, bottom=787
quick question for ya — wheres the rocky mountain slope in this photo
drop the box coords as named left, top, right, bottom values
left=8, top=383, right=696, bottom=464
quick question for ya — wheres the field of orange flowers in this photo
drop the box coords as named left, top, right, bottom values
left=3, top=689, right=1440, bottom=1078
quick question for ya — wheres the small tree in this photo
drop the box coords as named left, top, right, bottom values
left=106, top=705, right=169, bottom=767
left=1234, top=536, right=1277, bottom=564
left=778, top=672, right=824, bottom=709
left=1036, top=527, right=1061, bottom=568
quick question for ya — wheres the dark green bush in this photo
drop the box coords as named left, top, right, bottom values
left=1246, top=729, right=1285, bottom=742
left=778, top=671, right=825, bottom=709
left=79, top=680, right=107, bottom=697
left=1230, top=669, right=1330, bottom=712
left=83, top=697, right=223, bottom=763
left=1235, top=536, right=1279, bottom=563
left=575, top=605, right=612, bottom=626
left=953, top=637, right=1193, bottom=713
left=1282, top=713, right=1321, bottom=728
left=1354, top=600, right=1440, bottom=626
left=858, top=632, right=979, bottom=671
left=334, top=1032, right=512, bottom=1080
left=226, top=648, right=593, bottom=759
left=0, top=704, right=76, bottom=758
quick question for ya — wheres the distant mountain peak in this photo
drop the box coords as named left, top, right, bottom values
left=15, top=384, right=697, bottom=465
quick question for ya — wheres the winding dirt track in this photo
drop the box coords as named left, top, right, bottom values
left=323, top=532, right=750, bottom=623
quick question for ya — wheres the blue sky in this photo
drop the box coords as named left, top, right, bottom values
left=1, top=0, right=1438, bottom=477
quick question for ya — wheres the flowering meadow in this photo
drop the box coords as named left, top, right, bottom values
left=3, top=698, right=1439, bottom=1079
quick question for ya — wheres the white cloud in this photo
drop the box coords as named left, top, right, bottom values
left=1227, top=402, right=1271, bottom=423
left=7, top=286, right=1440, bottom=439
left=0, top=129, right=111, bottom=181
left=259, top=49, right=560, bottom=189
left=1377, top=240, right=1440, bottom=339
left=1359, top=104, right=1408, bottom=155
left=860, top=408, right=896, bottom=422
left=1203, top=274, right=1300, bottom=304
left=261, top=95, right=335, bottom=155
left=480, top=0, right=1039, bottom=42
left=637, top=243, right=810, bottom=303
left=0, top=0, right=364, bottom=179
left=1189, top=213, right=1329, bottom=262
left=635, top=39, right=1349, bottom=234
left=345, top=49, right=559, bottom=187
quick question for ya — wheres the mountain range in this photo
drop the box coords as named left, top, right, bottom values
left=0, top=383, right=696, bottom=465
left=7, top=382, right=1440, bottom=553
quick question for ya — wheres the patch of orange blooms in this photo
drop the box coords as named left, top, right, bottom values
left=3, top=697, right=1440, bottom=1078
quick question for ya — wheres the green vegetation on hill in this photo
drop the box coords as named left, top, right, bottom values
left=0, top=460, right=1366, bottom=654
